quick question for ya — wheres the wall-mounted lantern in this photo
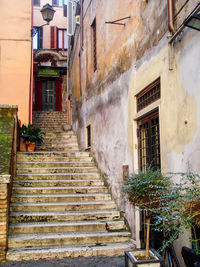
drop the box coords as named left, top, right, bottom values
left=32, top=4, right=56, bottom=37
left=40, top=3, right=56, bottom=24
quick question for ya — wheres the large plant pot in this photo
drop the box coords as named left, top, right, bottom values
left=125, top=249, right=162, bottom=267
left=25, top=141, right=36, bottom=152
left=19, top=137, right=26, bottom=151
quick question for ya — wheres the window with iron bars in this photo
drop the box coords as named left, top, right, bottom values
left=137, top=111, right=160, bottom=172
left=91, top=18, right=97, bottom=72
left=137, top=79, right=160, bottom=112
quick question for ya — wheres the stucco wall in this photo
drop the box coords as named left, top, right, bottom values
left=69, top=0, right=200, bottom=264
left=0, top=0, right=31, bottom=124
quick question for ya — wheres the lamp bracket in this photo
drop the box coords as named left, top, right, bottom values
left=105, top=16, right=131, bottom=26
left=31, top=23, right=49, bottom=37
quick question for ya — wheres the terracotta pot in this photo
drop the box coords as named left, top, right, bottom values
left=19, top=137, right=27, bottom=151
left=26, top=141, right=36, bottom=152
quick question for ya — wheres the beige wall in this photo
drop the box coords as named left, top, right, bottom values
left=0, top=0, right=32, bottom=124
left=69, top=1, right=200, bottom=264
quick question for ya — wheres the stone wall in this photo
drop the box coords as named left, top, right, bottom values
left=0, top=105, right=18, bottom=260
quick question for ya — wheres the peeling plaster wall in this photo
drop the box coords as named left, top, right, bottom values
left=69, top=0, right=200, bottom=261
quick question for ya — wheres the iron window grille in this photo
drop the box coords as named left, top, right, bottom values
left=91, top=18, right=97, bottom=72
left=137, top=111, right=160, bottom=172
left=137, top=79, right=160, bottom=112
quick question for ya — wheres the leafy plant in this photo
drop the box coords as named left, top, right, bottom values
left=122, top=167, right=173, bottom=258
left=155, top=172, right=200, bottom=255
left=20, top=123, right=45, bottom=144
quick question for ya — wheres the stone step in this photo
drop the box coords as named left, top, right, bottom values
left=43, top=130, right=75, bottom=135
left=17, top=157, right=93, bottom=163
left=10, top=200, right=116, bottom=212
left=17, top=151, right=90, bottom=158
left=9, top=220, right=125, bottom=235
left=12, top=186, right=108, bottom=195
left=13, top=179, right=104, bottom=187
left=36, top=145, right=79, bottom=151
left=8, top=231, right=131, bottom=249
left=9, top=210, right=120, bottom=223
left=17, top=161, right=95, bottom=168
left=41, top=140, right=78, bottom=146
left=42, top=137, right=77, bottom=143
left=15, top=173, right=100, bottom=180
left=11, top=193, right=112, bottom=203
left=6, top=242, right=134, bottom=261
left=17, top=166, right=98, bottom=174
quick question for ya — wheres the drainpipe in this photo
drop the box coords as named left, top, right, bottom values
left=167, top=0, right=175, bottom=70
left=29, top=0, right=34, bottom=124
left=168, top=0, right=175, bottom=34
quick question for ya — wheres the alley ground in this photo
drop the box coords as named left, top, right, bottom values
left=0, top=256, right=125, bottom=267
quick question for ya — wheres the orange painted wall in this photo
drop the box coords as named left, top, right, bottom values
left=0, top=0, right=32, bottom=124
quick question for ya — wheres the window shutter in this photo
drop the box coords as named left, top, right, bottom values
left=64, top=4, right=67, bottom=17
left=55, top=80, right=62, bottom=111
left=50, top=26, right=58, bottom=49
left=67, top=0, right=74, bottom=36
left=39, top=27, right=43, bottom=49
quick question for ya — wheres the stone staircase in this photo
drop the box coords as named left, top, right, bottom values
left=7, top=111, right=134, bottom=261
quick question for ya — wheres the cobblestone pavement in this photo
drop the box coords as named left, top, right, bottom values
left=0, top=257, right=125, bottom=267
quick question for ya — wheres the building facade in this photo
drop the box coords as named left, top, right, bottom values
left=0, top=0, right=32, bottom=124
left=68, top=0, right=200, bottom=264
left=33, top=0, right=68, bottom=113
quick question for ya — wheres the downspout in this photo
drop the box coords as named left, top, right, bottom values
left=168, top=0, right=175, bottom=34
left=167, top=0, right=175, bottom=70
left=29, top=0, right=34, bottom=123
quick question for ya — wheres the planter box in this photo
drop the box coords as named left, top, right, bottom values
left=125, top=249, right=162, bottom=267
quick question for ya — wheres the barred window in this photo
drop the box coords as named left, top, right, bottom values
left=137, top=79, right=160, bottom=112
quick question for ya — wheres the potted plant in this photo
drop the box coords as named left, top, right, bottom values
left=20, top=123, right=45, bottom=151
left=122, top=167, right=172, bottom=266
left=153, top=171, right=200, bottom=267
left=19, top=123, right=27, bottom=151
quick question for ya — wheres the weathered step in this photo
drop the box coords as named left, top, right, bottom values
left=13, top=179, right=104, bottom=187
left=17, top=161, right=95, bottom=168
left=10, top=200, right=116, bottom=212
left=17, top=157, right=93, bottom=163
left=36, top=145, right=79, bottom=151
left=9, top=210, right=120, bottom=223
left=6, top=242, right=135, bottom=261
left=11, top=193, right=112, bottom=203
left=41, top=140, right=78, bottom=147
left=9, top=220, right=125, bottom=235
left=12, top=186, right=108, bottom=195
left=43, top=131, right=76, bottom=136
left=17, top=166, right=98, bottom=174
left=8, top=231, right=131, bottom=249
left=43, top=134, right=77, bottom=140
left=15, top=173, right=100, bottom=180
left=17, top=151, right=90, bottom=158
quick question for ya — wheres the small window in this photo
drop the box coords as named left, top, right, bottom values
left=91, top=18, right=97, bottom=72
left=52, top=0, right=67, bottom=7
left=58, top=29, right=68, bottom=50
left=33, top=27, right=43, bottom=50
left=34, top=0, right=40, bottom=6
left=87, top=125, right=91, bottom=148
left=137, top=79, right=160, bottom=112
